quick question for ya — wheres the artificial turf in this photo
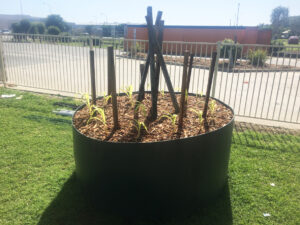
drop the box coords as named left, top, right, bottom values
left=0, top=88, right=299, bottom=225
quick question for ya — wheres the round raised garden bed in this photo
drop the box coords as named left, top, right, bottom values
left=72, top=92, right=234, bottom=216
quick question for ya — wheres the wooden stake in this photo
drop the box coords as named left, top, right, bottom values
left=145, top=14, right=179, bottom=113
left=186, top=54, right=194, bottom=92
left=203, top=52, right=217, bottom=119
left=139, top=64, right=145, bottom=99
left=178, top=51, right=189, bottom=130
left=137, top=55, right=150, bottom=102
left=154, top=11, right=163, bottom=26
left=107, top=46, right=119, bottom=129
left=154, top=20, right=164, bottom=92
left=89, top=48, right=96, bottom=104
left=107, top=46, right=113, bottom=104
left=146, top=9, right=158, bottom=120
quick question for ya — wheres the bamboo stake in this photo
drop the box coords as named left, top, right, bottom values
left=203, top=52, right=217, bottom=119
left=178, top=51, right=190, bottom=130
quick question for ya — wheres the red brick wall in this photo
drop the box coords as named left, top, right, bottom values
left=125, top=26, right=272, bottom=55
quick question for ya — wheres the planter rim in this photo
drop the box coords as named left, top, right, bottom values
left=72, top=92, right=235, bottom=144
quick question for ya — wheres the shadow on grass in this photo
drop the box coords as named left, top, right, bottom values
left=232, top=122, right=299, bottom=151
left=53, top=102, right=79, bottom=110
left=38, top=173, right=232, bottom=225
left=23, top=115, right=71, bottom=125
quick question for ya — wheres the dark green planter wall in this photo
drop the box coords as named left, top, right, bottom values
left=72, top=96, right=234, bottom=216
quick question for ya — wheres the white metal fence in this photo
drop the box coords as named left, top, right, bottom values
left=0, top=33, right=299, bottom=123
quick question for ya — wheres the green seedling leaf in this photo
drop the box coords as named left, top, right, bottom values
left=190, top=108, right=204, bottom=124
left=102, top=92, right=112, bottom=105
left=160, top=113, right=177, bottom=132
left=135, top=101, right=147, bottom=117
left=209, top=100, right=216, bottom=116
left=133, top=119, right=148, bottom=138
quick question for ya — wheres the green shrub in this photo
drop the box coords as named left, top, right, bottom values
left=220, top=39, right=242, bottom=62
left=270, top=39, right=285, bottom=54
left=28, top=25, right=38, bottom=35
left=47, top=26, right=61, bottom=35
left=35, top=23, right=46, bottom=34
left=248, top=49, right=267, bottom=66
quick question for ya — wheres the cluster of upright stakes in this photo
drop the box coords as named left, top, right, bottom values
left=90, top=6, right=218, bottom=131
left=136, top=7, right=198, bottom=124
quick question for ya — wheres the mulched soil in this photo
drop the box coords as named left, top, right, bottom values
left=73, top=93, right=233, bottom=143
left=128, top=52, right=298, bottom=71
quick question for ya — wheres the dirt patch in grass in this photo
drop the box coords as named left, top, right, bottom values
left=73, top=93, right=233, bottom=143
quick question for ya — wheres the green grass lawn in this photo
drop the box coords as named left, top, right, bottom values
left=276, top=39, right=300, bottom=53
left=0, top=88, right=299, bottom=225
left=277, top=38, right=300, bottom=47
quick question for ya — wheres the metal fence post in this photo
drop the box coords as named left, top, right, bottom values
left=211, top=41, right=221, bottom=97
left=0, top=35, right=7, bottom=87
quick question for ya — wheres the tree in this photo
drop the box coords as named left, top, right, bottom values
left=84, top=25, right=94, bottom=35
left=45, top=14, right=68, bottom=32
left=17, top=19, right=31, bottom=33
left=11, top=23, right=21, bottom=33
left=28, top=25, right=38, bottom=34
left=47, top=26, right=61, bottom=35
left=11, top=20, right=46, bottom=35
left=101, top=24, right=125, bottom=37
left=271, top=6, right=289, bottom=38
left=35, top=23, right=46, bottom=34
left=289, top=16, right=300, bottom=36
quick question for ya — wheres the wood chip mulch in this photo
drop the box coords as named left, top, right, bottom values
left=73, top=93, right=233, bottom=143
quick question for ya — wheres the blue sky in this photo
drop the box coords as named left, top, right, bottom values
left=1, top=0, right=300, bottom=26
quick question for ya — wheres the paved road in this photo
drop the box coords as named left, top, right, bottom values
left=2, top=42, right=300, bottom=123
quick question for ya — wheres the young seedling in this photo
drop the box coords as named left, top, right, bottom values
left=160, top=89, right=165, bottom=98
left=84, top=93, right=106, bottom=126
left=84, top=93, right=94, bottom=116
left=102, top=92, right=112, bottom=105
left=195, top=91, right=203, bottom=98
left=89, top=106, right=106, bottom=126
left=209, top=99, right=216, bottom=116
left=185, top=89, right=188, bottom=102
left=133, top=119, right=148, bottom=138
left=160, top=113, right=178, bottom=132
left=190, top=109, right=204, bottom=124
left=122, top=85, right=134, bottom=107
left=135, top=101, right=147, bottom=117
